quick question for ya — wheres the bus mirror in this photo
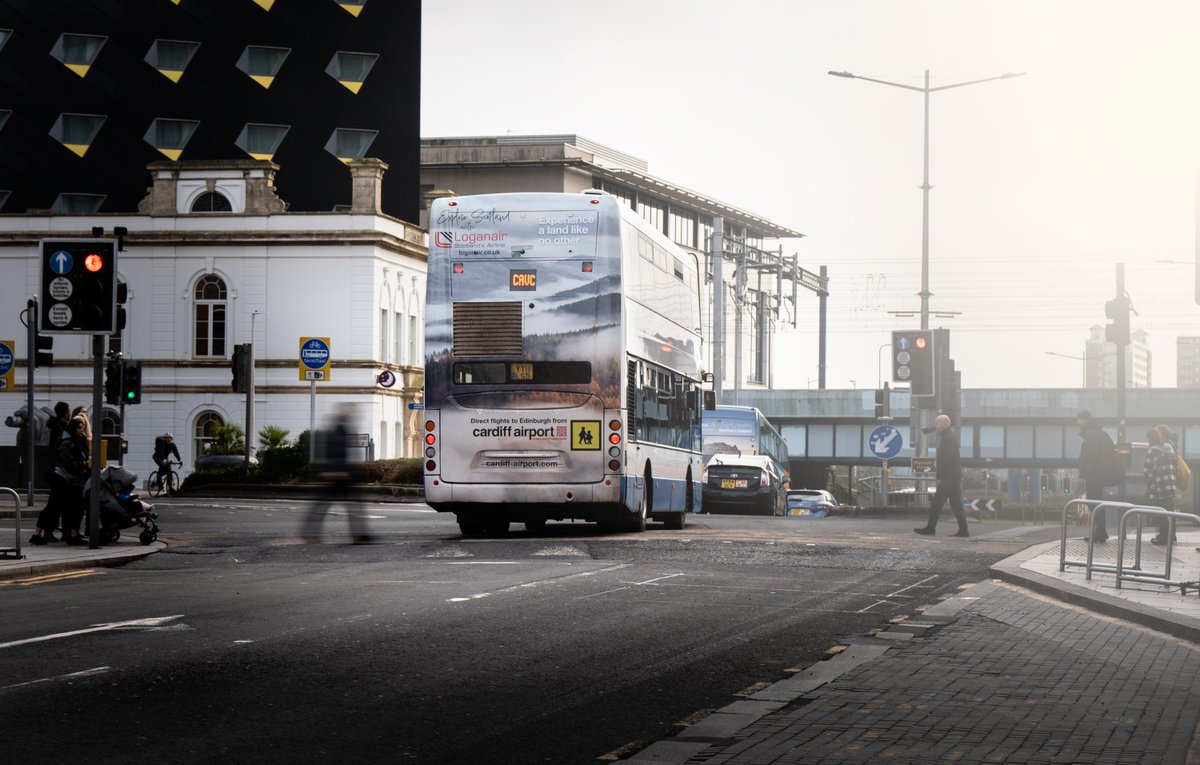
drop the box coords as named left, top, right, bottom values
left=702, top=371, right=714, bottom=384
left=703, top=390, right=716, bottom=410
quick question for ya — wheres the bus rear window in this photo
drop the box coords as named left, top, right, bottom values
left=453, top=361, right=592, bottom=385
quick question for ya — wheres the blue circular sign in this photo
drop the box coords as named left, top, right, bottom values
left=0, top=341, right=13, bottom=375
left=869, top=425, right=903, bottom=460
left=49, top=250, right=74, bottom=275
left=301, top=338, right=330, bottom=369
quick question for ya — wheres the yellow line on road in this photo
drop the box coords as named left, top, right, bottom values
left=2, top=569, right=106, bottom=587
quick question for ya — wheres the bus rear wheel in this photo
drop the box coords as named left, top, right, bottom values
left=458, top=514, right=486, bottom=537
left=524, top=517, right=547, bottom=533
left=622, top=473, right=651, bottom=532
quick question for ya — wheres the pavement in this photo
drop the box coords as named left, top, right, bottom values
left=5, top=502, right=1200, bottom=763
left=623, top=524, right=1200, bottom=765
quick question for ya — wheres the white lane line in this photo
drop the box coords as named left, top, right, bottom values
left=447, top=564, right=630, bottom=603
left=886, top=574, right=940, bottom=598
left=1, top=666, right=114, bottom=692
left=629, top=573, right=688, bottom=586
left=0, top=615, right=185, bottom=650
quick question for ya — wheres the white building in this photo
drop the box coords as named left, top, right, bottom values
left=1084, top=325, right=1151, bottom=388
left=0, top=159, right=427, bottom=481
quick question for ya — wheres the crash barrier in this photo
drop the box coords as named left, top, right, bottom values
left=1059, top=498, right=1160, bottom=581
left=1116, top=507, right=1200, bottom=595
left=0, top=486, right=22, bottom=560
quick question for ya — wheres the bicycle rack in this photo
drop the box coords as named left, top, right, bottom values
left=0, top=486, right=24, bottom=560
left=1059, top=498, right=1157, bottom=581
left=1116, top=507, right=1200, bottom=594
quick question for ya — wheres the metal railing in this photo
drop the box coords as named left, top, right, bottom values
left=0, top=486, right=23, bottom=560
left=1116, top=507, right=1200, bottom=594
left=1059, top=498, right=1158, bottom=580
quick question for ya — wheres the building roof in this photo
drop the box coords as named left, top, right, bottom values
left=420, top=134, right=805, bottom=240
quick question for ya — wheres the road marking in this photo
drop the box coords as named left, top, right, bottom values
left=0, top=614, right=185, bottom=650
left=446, top=564, right=630, bottom=603
left=1, top=666, right=114, bottom=692
left=886, top=574, right=940, bottom=598
left=1, top=569, right=106, bottom=587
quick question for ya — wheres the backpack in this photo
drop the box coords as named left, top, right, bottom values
left=1177, top=455, right=1191, bottom=493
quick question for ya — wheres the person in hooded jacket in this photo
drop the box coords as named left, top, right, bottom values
left=1077, top=410, right=1118, bottom=543
left=57, top=417, right=91, bottom=545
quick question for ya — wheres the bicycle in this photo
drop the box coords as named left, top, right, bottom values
left=148, top=460, right=181, bottom=497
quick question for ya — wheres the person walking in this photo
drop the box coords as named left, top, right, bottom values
left=57, top=417, right=91, bottom=545
left=1077, top=410, right=1118, bottom=543
left=1146, top=425, right=1178, bottom=545
left=914, top=414, right=969, bottom=538
left=302, top=404, right=373, bottom=544
left=29, top=401, right=71, bottom=544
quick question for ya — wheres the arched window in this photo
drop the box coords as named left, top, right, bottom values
left=394, top=288, right=406, bottom=365
left=193, top=275, right=228, bottom=357
left=408, top=290, right=421, bottom=365
left=191, top=191, right=232, bottom=212
left=194, top=411, right=223, bottom=462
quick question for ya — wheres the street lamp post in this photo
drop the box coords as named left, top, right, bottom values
left=829, top=68, right=1024, bottom=457
left=1044, top=351, right=1086, bottom=388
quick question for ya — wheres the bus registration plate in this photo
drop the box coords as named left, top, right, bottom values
left=720, top=479, right=748, bottom=489
left=510, top=363, right=534, bottom=381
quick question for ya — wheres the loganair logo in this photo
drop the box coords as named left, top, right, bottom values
left=435, top=231, right=508, bottom=249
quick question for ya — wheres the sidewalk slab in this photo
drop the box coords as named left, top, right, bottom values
left=989, top=531, right=1200, bottom=642
left=0, top=524, right=163, bottom=581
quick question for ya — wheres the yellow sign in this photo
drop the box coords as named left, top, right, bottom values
left=298, top=337, right=331, bottom=382
left=0, top=339, right=13, bottom=391
left=570, top=420, right=601, bottom=451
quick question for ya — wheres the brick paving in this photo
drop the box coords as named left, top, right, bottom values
left=682, top=587, right=1200, bottom=765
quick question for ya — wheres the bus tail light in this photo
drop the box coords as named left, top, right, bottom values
left=424, top=418, right=438, bottom=474
left=605, top=416, right=622, bottom=473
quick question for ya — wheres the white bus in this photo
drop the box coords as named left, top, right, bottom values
left=422, top=190, right=708, bottom=535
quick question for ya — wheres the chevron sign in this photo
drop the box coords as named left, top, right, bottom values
left=968, top=499, right=1000, bottom=514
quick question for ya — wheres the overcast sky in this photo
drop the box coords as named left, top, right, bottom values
left=422, top=1, right=1200, bottom=390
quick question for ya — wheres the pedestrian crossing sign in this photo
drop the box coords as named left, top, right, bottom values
left=570, top=420, right=601, bottom=450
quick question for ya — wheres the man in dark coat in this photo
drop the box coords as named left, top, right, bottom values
left=914, top=414, right=969, bottom=537
left=1077, top=410, right=1118, bottom=543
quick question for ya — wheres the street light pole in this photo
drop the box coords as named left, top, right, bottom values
left=829, top=68, right=1024, bottom=458
left=828, top=68, right=1025, bottom=331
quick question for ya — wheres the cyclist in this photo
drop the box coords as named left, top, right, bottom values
left=153, top=432, right=182, bottom=495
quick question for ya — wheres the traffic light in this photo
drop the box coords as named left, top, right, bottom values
left=105, top=359, right=122, bottom=405
left=892, top=330, right=935, bottom=397
left=35, top=335, right=53, bottom=368
left=1105, top=296, right=1130, bottom=345
left=1062, top=476, right=1071, bottom=495
left=39, top=238, right=118, bottom=334
left=122, top=360, right=142, bottom=405
left=1040, top=473, right=1049, bottom=492
left=116, top=282, right=128, bottom=332
left=231, top=343, right=248, bottom=393
left=874, top=383, right=890, bottom=418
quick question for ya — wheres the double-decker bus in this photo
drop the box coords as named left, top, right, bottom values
left=701, top=405, right=790, bottom=515
left=423, top=191, right=707, bottom=535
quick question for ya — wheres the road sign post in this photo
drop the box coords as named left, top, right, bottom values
left=869, top=424, right=903, bottom=506
left=299, top=337, right=331, bottom=462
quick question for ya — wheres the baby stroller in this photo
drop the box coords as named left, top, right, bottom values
left=83, top=465, right=160, bottom=545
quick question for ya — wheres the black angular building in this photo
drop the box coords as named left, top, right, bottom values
left=0, top=0, right=420, bottom=222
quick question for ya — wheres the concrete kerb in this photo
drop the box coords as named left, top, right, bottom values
left=623, top=580, right=1005, bottom=764
left=0, top=541, right=165, bottom=582
left=988, top=539, right=1200, bottom=643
